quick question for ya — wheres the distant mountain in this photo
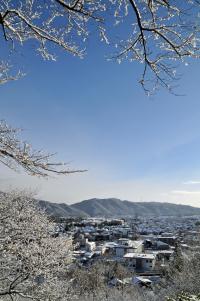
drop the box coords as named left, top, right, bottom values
left=38, top=200, right=88, bottom=218
left=71, top=198, right=128, bottom=217
left=71, top=198, right=200, bottom=217
left=38, top=198, right=200, bottom=218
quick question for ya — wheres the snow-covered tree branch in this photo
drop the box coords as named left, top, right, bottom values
left=0, top=121, right=86, bottom=177
left=1, top=0, right=200, bottom=93
left=0, top=62, right=22, bottom=84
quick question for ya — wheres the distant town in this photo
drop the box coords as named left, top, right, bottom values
left=53, top=212, right=200, bottom=289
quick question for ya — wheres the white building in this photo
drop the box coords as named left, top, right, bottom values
left=85, top=239, right=96, bottom=252
left=103, top=240, right=144, bottom=258
left=123, top=253, right=156, bottom=271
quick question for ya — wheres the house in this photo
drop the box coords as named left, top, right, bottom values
left=133, top=275, right=160, bottom=287
left=85, top=239, right=96, bottom=252
left=123, top=253, right=156, bottom=271
left=156, top=250, right=174, bottom=262
left=115, top=240, right=135, bottom=257
left=90, top=230, right=111, bottom=241
left=118, top=239, right=143, bottom=251
left=103, top=240, right=144, bottom=258
left=154, top=240, right=170, bottom=250
left=102, top=242, right=119, bottom=256
left=113, top=226, right=131, bottom=238
left=158, top=235, right=177, bottom=246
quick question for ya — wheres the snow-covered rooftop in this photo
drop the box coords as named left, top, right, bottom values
left=124, top=253, right=155, bottom=259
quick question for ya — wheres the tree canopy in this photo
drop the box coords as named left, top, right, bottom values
left=0, top=191, right=72, bottom=300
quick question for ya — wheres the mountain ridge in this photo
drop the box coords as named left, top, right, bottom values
left=38, top=198, right=200, bottom=218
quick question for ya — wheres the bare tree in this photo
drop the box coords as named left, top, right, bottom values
left=153, top=250, right=200, bottom=301
left=71, top=262, right=107, bottom=298
left=79, top=287, right=152, bottom=301
left=166, top=292, right=200, bottom=301
left=71, top=260, right=136, bottom=300
left=0, top=190, right=73, bottom=301
left=1, top=0, right=200, bottom=93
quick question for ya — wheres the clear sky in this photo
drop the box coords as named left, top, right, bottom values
left=1, top=38, right=200, bottom=207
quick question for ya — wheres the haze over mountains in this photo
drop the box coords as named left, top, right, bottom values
left=38, top=198, right=200, bottom=218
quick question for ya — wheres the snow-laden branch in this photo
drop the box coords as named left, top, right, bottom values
left=1, top=0, right=200, bottom=93
left=0, top=121, right=86, bottom=177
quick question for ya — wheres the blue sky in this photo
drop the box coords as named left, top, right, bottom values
left=1, top=38, right=200, bottom=206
